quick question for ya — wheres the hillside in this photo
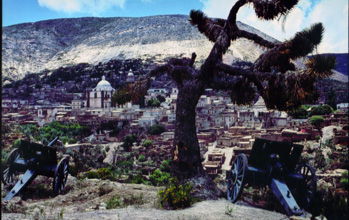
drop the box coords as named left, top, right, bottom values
left=2, top=15, right=277, bottom=81
left=1, top=175, right=292, bottom=220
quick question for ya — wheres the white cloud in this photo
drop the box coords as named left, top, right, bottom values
left=201, top=0, right=348, bottom=53
left=38, top=0, right=126, bottom=14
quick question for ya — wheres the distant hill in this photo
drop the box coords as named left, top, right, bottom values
left=2, top=15, right=276, bottom=81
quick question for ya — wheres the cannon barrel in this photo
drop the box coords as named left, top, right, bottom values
left=48, top=136, right=60, bottom=147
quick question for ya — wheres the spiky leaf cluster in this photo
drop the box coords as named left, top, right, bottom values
left=229, top=77, right=257, bottom=105
left=287, top=23, right=324, bottom=58
left=189, top=10, right=225, bottom=43
left=250, top=0, right=299, bottom=20
left=254, top=23, right=325, bottom=73
left=305, top=55, right=336, bottom=79
left=262, top=72, right=320, bottom=111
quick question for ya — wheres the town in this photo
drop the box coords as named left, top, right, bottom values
left=2, top=58, right=348, bottom=185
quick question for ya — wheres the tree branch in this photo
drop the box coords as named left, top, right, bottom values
left=236, top=30, right=275, bottom=48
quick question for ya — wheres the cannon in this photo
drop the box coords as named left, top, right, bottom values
left=2, top=137, right=69, bottom=201
left=227, top=138, right=316, bottom=216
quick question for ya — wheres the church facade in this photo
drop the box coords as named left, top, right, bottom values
left=87, top=76, right=115, bottom=109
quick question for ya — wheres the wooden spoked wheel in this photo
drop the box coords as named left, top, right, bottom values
left=295, top=163, right=316, bottom=209
left=2, top=148, right=22, bottom=185
left=53, top=157, right=69, bottom=195
left=227, top=153, right=248, bottom=203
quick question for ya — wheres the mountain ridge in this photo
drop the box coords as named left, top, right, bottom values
left=2, top=15, right=276, bottom=81
left=2, top=15, right=348, bottom=84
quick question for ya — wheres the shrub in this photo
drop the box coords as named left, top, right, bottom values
left=13, top=139, right=22, bottom=148
left=158, top=177, right=194, bottom=209
left=143, top=140, right=153, bottom=148
left=340, top=171, right=348, bottom=190
left=123, top=193, right=145, bottom=207
left=288, top=105, right=309, bottom=119
left=160, top=159, right=171, bottom=173
left=86, top=170, right=100, bottom=179
left=315, top=135, right=321, bottom=142
left=86, top=168, right=113, bottom=180
left=310, top=116, right=325, bottom=128
left=106, top=194, right=145, bottom=209
left=122, top=134, right=137, bottom=151
left=148, top=124, right=165, bottom=135
left=138, top=155, right=147, bottom=162
left=97, top=168, right=113, bottom=180
left=309, top=104, right=333, bottom=116
left=149, top=169, right=170, bottom=186
left=106, top=196, right=122, bottom=209
left=127, top=174, right=148, bottom=185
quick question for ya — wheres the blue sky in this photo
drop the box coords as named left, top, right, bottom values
left=2, top=0, right=348, bottom=53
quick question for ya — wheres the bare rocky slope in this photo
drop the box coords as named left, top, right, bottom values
left=1, top=175, right=296, bottom=220
left=2, top=15, right=278, bottom=81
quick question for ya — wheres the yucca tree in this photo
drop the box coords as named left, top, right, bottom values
left=113, top=0, right=335, bottom=195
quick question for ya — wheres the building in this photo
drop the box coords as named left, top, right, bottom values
left=126, top=69, right=135, bottom=83
left=87, top=76, right=115, bottom=109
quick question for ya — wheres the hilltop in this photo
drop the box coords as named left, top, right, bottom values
left=2, top=15, right=276, bottom=81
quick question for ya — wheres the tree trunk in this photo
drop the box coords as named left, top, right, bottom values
left=171, top=79, right=205, bottom=180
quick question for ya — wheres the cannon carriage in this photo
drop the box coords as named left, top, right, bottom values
left=2, top=137, right=69, bottom=201
left=227, top=138, right=316, bottom=216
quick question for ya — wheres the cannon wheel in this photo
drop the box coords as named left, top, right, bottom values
left=227, top=153, right=248, bottom=202
left=53, top=157, right=69, bottom=195
left=295, top=163, right=316, bottom=209
left=2, top=148, right=22, bottom=184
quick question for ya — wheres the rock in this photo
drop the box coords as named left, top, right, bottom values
left=99, top=202, right=107, bottom=210
left=188, top=176, right=224, bottom=201
left=317, top=179, right=332, bottom=189
left=289, top=215, right=308, bottom=220
left=11, top=196, right=22, bottom=205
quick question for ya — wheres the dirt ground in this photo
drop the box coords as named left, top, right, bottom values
left=1, top=174, right=301, bottom=220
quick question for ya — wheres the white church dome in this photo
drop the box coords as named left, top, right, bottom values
left=94, top=76, right=114, bottom=91
left=127, top=69, right=134, bottom=77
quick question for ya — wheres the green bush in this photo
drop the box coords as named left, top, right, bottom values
left=123, top=193, right=145, bottom=207
left=138, top=155, right=147, bottom=162
left=97, top=168, right=113, bottom=180
left=86, top=168, right=113, bottom=180
left=148, top=124, right=165, bottom=135
left=127, top=174, right=148, bottom=185
left=158, top=177, right=194, bottom=209
left=106, top=196, right=122, bottom=209
left=149, top=169, right=170, bottom=186
left=310, top=116, right=325, bottom=128
left=288, top=105, right=309, bottom=119
left=86, top=170, right=100, bottom=179
left=315, top=135, right=321, bottom=141
left=13, top=139, right=22, bottom=148
left=160, top=159, right=171, bottom=173
left=340, top=171, right=348, bottom=189
left=143, top=140, right=153, bottom=148
left=310, top=105, right=333, bottom=116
